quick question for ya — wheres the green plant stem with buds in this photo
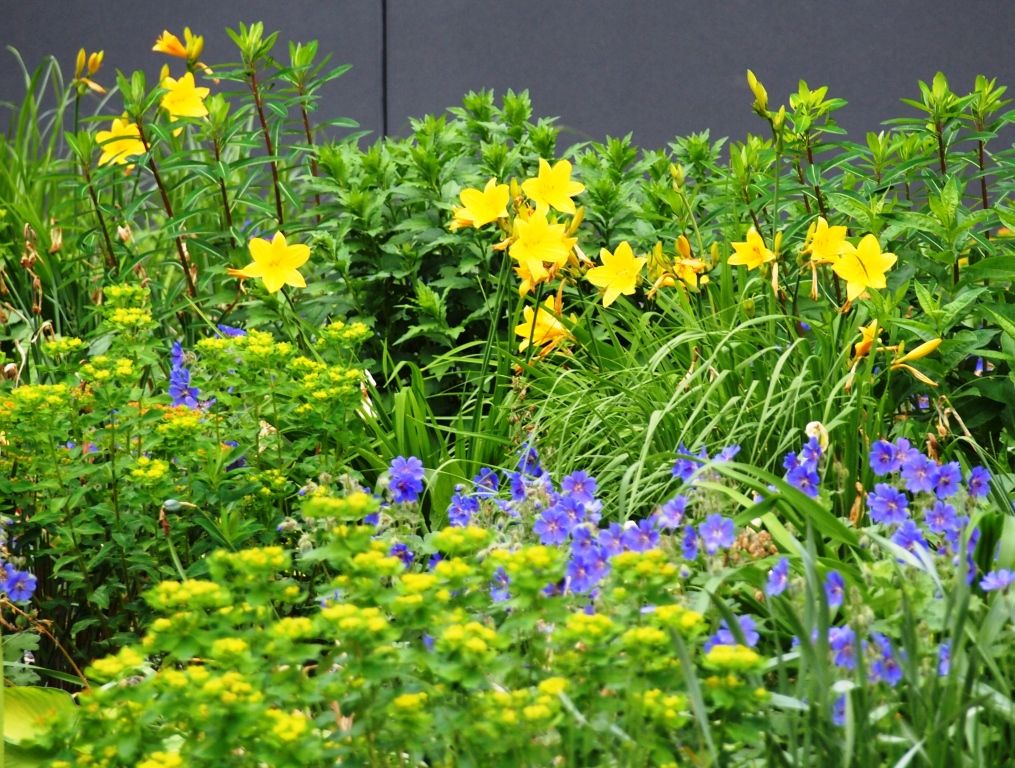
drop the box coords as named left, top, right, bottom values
left=79, top=161, right=116, bottom=270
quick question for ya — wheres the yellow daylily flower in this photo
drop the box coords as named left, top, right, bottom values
left=803, top=216, right=849, bottom=264
left=728, top=228, right=775, bottom=271
left=160, top=72, right=210, bottom=120
left=449, top=178, right=509, bottom=230
left=514, top=294, right=574, bottom=354
left=72, top=48, right=106, bottom=94
left=95, top=117, right=145, bottom=167
left=228, top=232, right=310, bottom=294
left=153, top=30, right=189, bottom=58
left=852, top=320, right=880, bottom=360
left=509, top=207, right=576, bottom=270
left=522, top=159, right=585, bottom=214
left=892, top=338, right=942, bottom=366
left=513, top=257, right=550, bottom=297
left=832, top=235, right=897, bottom=302
left=586, top=241, right=647, bottom=307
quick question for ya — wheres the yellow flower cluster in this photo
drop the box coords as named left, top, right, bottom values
left=319, top=602, right=389, bottom=639
left=210, top=637, right=249, bottom=658
left=265, top=708, right=308, bottom=742
left=432, top=557, right=474, bottom=586
left=649, top=603, right=705, bottom=635
left=212, top=546, right=290, bottom=575
left=470, top=683, right=563, bottom=734
left=148, top=579, right=231, bottom=610
left=431, top=525, right=492, bottom=556
left=156, top=405, right=204, bottom=438
left=391, top=691, right=429, bottom=711
left=201, top=670, right=263, bottom=705
left=302, top=490, right=379, bottom=520
left=87, top=646, right=145, bottom=680
left=43, top=335, right=86, bottom=356
left=490, top=544, right=564, bottom=583
left=79, top=355, right=135, bottom=383
left=130, top=456, right=170, bottom=483
left=105, top=306, right=155, bottom=332
left=7, top=384, right=72, bottom=416
left=317, top=320, right=371, bottom=347
left=641, top=688, right=689, bottom=729
left=270, top=616, right=315, bottom=640
left=437, top=620, right=498, bottom=661
left=104, top=283, right=149, bottom=307
left=703, top=643, right=764, bottom=672
left=349, top=546, right=405, bottom=578
left=611, top=548, right=679, bottom=586
left=136, top=751, right=184, bottom=768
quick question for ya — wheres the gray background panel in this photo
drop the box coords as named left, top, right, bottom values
left=2, top=1, right=1013, bottom=147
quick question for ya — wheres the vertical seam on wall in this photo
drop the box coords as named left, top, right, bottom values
left=381, top=0, right=388, bottom=135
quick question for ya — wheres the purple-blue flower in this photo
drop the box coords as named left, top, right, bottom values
left=799, top=437, right=822, bottom=473
left=622, top=519, right=660, bottom=553
left=924, top=500, right=958, bottom=535
left=786, top=465, right=820, bottom=498
left=599, top=523, right=625, bottom=557
left=490, top=567, right=511, bottom=602
left=868, top=440, right=899, bottom=476
left=867, top=483, right=909, bottom=526
left=869, top=632, right=903, bottom=687
left=389, top=456, right=425, bottom=504
left=672, top=443, right=706, bottom=482
left=473, top=467, right=500, bottom=497
left=656, top=495, right=688, bottom=530
left=980, top=569, right=1015, bottom=592
left=389, top=542, right=414, bottom=567
left=567, top=550, right=609, bottom=593
left=967, top=466, right=991, bottom=499
left=533, top=505, right=571, bottom=546
left=699, top=515, right=735, bottom=555
left=681, top=524, right=699, bottom=560
left=447, top=489, right=479, bottom=527
left=704, top=614, right=759, bottom=651
left=937, top=642, right=951, bottom=676
left=824, top=571, right=845, bottom=610
left=168, top=341, right=200, bottom=409
left=828, top=625, right=856, bottom=669
left=2, top=565, right=37, bottom=602
left=932, top=461, right=962, bottom=499
left=900, top=452, right=936, bottom=494
left=516, top=441, right=543, bottom=476
left=892, top=520, right=928, bottom=553
left=561, top=470, right=597, bottom=506
left=216, top=323, right=247, bottom=337
left=832, top=694, right=847, bottom=726
left=766, top=557, right=790, bottom=597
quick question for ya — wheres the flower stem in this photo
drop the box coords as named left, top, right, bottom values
left=248, top=69, right=285, bottom=230
left=212, top=138, right=236, bottom=247
left=136, top=120, right=197, bottom=297
left=297, top=86, right=322, bottom=221
left=80, top=162, right=116, bottom=270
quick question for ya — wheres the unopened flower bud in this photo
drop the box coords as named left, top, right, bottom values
left=747, top=69, right=768, bottom=112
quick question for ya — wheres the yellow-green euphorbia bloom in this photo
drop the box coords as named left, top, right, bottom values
left=832, top=234, right=897, bottom=301
left=228, top=232, right=310, bottom=293
left=585, top=241, right=647, bottom=307
left=522, top=159, right=585, bottom=214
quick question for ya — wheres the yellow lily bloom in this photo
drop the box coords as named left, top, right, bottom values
left=852, top=320, right=880, bottom=360
left=153, top=30, right=188, bottom=58
left=95, top=117, right=145, bottom=167
left=803, top=216, right=849, bottom=264
left=586, top=241, right=647, bottom=308
left=893, top=338, right=942, bottom=366
left=449, top=178, right=509, bottom=230
left=160, top=72, right=210, bottom=120
left=514, top=294, right=574, bottom=354
left=728, top=228, right=775, bottom=271
left=832, top=235, right=897, bottom=302
left=228, top=232, right=310, bottom=294
left=509, top=207, right=576, bottom=270
left=513, top=257, right=550, bottom=297
left=522, top=159, right=585, bottom=214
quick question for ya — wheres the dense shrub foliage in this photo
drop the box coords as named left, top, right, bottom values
left=0, top=20, right=1013, bottom=768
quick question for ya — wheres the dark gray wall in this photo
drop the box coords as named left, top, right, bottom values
left=3, top=1, right=1015, bottom=147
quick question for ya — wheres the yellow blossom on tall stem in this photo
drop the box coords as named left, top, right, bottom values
left=585, top=241, right=647, bottom=307
left=449, top=178, right=509, bottom=230
left=513, top=257, right=550, bottom=297
left=228, top=232, right=310, bottom=293
left=728, top=228, right=775, bottom=271
left=514, top=294, right=573, bottom=354
left=160, top=72, right=210, bottom=121
left=852, top=320, right=880, bottom=360
left=95, top=117, right=146, bottom=167
left=522, top=159, right=585, bottom=214
left=804, top=216, right=849, bottom=264
left=153, top=28, right=206, bottom=68
left=509, top=206, right=576, bottom=271
left=832, top=234, right=897, bottom=302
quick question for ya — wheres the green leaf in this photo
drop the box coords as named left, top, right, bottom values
left=3, top=686, right=76, bottom=745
